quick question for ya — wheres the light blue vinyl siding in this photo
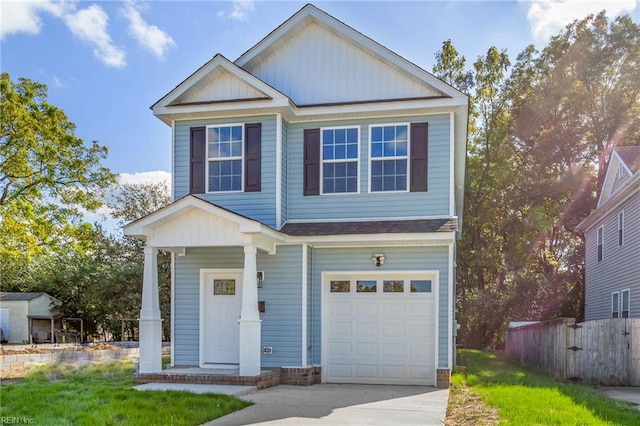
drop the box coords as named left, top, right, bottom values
left=173, top=246, right=303, bottom=367
left=585, top=190, right=640, bottom=320
left=281, top=118, right=289, bottom=224
left=257, top=245, right=303, bottom=367
left=173, top=115, right=278, bottom=227
left=309, top=245, right=451, bottom=368
left=288, top=115, right=451, bottom=220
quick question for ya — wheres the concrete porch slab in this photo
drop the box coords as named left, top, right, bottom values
left=134, top=382, right=256, bottom=396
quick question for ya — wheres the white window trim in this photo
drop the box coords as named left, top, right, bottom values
left=597, top=225, right=604, bottom=262
left=205, top=123, right=245, bottom=193
left=612, top=291, right=620, bottom=318
left=320, top=126, right=360, bottom=195
left=618, top=210, right=624, bottom=247
left=621, top=288, right=630, bottom=318
left=368, top=122, right=411, bottom=194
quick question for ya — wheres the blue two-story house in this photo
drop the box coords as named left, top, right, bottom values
left=125, top=4, right=468, bottom=388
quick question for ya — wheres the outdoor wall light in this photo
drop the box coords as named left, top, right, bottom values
left=371, top=254, right=386, bottom=267
left=257, top=271, right=264, bottom=288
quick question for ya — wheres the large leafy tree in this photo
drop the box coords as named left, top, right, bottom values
left=434, top=12, right=640, bottom=348
left=0, top=73, right=116, bottom=288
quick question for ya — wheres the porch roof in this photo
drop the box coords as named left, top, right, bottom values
left=281, top=218, right=458, bottom=236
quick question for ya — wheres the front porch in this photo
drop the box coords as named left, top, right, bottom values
left=134, top=366, right=321, bottom=389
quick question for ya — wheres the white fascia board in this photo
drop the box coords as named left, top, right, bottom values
left=596, top=150, right=634, bottom=208
left=153, top=99, right=292, bottom=125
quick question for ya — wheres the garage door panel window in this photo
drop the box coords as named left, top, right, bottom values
left=357, top=280, right=377, bottom=293
left=331, top=281, right=350, bottom=293
left=411, top=280, right=432, bottom=293
left=383, top=280, right=404, bottom=292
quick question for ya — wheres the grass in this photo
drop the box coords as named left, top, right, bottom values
left=0, top=360, right=252, bottom=426
left=451, top=350, right=640, bottom=425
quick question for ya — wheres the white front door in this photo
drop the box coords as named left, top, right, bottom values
left=201, top=270, right=242, bottom=366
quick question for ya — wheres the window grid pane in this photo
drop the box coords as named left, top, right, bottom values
left=411, top=280, right=432, bottom=293
left=371, top=159, right=407, bottom=192
left=322, top=127, right=358, bottom=194
left=330, top=281, right=350, bottom=293
left=370, top=125, right=408, bottom=192
left=209, top=160, right=242, bottom=191
left=357, top=280, right=376, bottom=293
left=383, top=280, right=404, bottom=293
left=207, top=125, right=243, bottom=192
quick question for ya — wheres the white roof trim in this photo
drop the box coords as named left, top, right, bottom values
left=123, top=195, right=286, bottom=242
left=578, top=171, right=640, bottom=231
left=235, top=4, right=467, bottom=103
left=597, top=149, right=634, bottom=208
left=152, top=54, right=289, bottom=111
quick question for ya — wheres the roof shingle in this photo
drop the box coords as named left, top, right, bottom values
left=281, top=218, right=457, bottom=236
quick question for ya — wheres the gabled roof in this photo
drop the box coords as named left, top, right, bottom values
left=0, top=292, right=54, bottom=302
left=616, top=146, right=640, bottom=174
left=151, top=54, right=291, bottom=124
left=235, top=4, right=465, bottom=102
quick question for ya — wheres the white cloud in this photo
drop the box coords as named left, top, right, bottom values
left=121, top=1, right=176, bottom=60
left=118, top=170, right=171, bottom=186
left=63, top=4, right=126, bottom=68
left=521, top=0, right=638, bottom=41
left=0, top=0, right=67, bottom=40
left=218, top=0, right=254, bottom=22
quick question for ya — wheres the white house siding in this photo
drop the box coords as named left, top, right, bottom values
left=247, top=22, right=440, bottom=105
left=287, top=114, right=451, bottom=221
left=186, top=71, right=266, bottom=104
left=1, top=301, right=28, bottom=343
left=585, top=190, right=640, bottom=320
left=309, top=245, right=451, bottom=369
left=173, top=115, right=278, bottom=227
left=28, top=295, right=57, bottom=317
left=173, top=245, right=303, bottom=367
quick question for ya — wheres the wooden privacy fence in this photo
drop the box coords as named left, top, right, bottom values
left=505, top=318, right=640, bottom=386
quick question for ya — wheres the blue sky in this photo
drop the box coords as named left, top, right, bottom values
left=2, top=0, right=639, bottom=186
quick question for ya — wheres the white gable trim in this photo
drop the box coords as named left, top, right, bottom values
left=152, top=55, right=289, bottom=110
left=123, top=195, right=286, bottom=252
left=235, top=4, right=466, bottom=103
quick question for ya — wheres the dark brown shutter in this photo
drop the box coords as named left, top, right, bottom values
left=190, top=126, right=206, bottom=194
left=410, top=122, right=428, bottom=192
left=303, top=128, right=320, bottom=196
left=244, top=123, right=261, bottom=192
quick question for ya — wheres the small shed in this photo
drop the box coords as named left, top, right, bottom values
left=0, top=292, right=61, bottom=344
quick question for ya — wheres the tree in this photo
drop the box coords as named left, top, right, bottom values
left=0, top=73, right=116, bottom=288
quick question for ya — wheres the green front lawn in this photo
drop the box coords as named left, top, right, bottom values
left=452, top=350, right=639, bottom=425
left=0, top=360, right=251, bottom=426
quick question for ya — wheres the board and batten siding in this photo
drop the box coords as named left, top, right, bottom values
left=173, top=116, right=278, bottom=227
left=1, top=301, right=28, bottom=343
left=309, top=245, right=451, bottom=368
left=585, top=190, right=640, bottom=320
left=287, top=115, right=451, bottom=221
left=246, top=22, right=439, bottom=105
left=173, top=246, right=303, bottom=367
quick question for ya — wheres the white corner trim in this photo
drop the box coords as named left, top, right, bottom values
left=170, top=252, right=175, bottom=367
left=449, top=112, right=455, bottom=217
left=276, top=113, right=283, bottom=229
left=301, top=244, right=308, bottom=367
left=171, top=120, right=176, bottom=202
left=447, top=243, right=453, bottom=370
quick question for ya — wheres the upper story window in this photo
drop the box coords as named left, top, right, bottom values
left=618, top=211, right=624, bottom=246
left=369, top=124, right=409, bottom=192
left=207, top=125, right=243, bottom=192
left=321, top=127, right=359, bottom=194
left=597, top=225, right=604, bottom=262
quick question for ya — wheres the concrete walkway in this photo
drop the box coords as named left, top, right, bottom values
left=206, top=384, right=449, bottom=426
left=598, top=387, right=640, bottom=410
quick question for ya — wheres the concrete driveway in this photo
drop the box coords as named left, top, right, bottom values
left=207, top=384, right=449, bottom=426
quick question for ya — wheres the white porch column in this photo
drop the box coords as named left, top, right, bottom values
left=239, top=245, right=261, bottom=376
left=139, top=246, right=162, bottom=373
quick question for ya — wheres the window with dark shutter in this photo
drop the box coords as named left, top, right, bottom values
left=245, top=123, right=261, bottom=192
left=304, top=128, right=320, bottom=196
left=190, top=126, right=206, bottom=194
left=410, top=122, right=428, bottom=192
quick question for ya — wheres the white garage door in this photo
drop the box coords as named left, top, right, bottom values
left=323, top=272, right=437, bottom=385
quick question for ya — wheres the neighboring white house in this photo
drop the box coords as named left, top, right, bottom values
left=577, top=146, right=640, bottom=320
left=0, top=292, right=61, bottom=344
left=125, top=4, right=468, bottom=387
